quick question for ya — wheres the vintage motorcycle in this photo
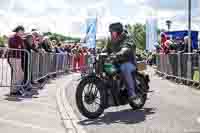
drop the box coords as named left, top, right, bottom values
left=76, top=53, right=150, bottom=119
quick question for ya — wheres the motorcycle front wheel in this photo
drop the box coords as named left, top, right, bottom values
left=76, top=77, right=106, bottom=119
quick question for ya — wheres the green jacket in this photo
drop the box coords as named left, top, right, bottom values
left=103, top=33, right=136, bottom=65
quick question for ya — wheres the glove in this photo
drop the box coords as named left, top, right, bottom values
left=108, top=54, right=118, bottom=63
left=116, top=47, right=131, bottom=63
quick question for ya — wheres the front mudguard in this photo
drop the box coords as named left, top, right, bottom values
left=79, top=73, right=101, bottom=82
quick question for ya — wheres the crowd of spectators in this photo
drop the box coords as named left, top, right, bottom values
left=147, top=32, right=196, bottom=66
left=155, top=32, right=194, bottom=54
left=7, top=25, right=94, bottom=96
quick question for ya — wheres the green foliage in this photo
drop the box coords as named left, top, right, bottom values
left=136, top=48, right=148, bottom=59
left=127, top=23, right=146, bottom=50
left=0, top=36, right=5, bottom=47
left=43, top=32, right=80, bottom=42
left=96, top=38, right=111, bottom=48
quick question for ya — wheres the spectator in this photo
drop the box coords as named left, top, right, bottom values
left=49, top=41, right=56, bottom=53
left=31, top=29, right=41, bottom=49
left=180, top=36, right=193, bottom=53
left=161, top=33, right=167, bottom=45
left=51, top=40, right=57, bottom=47
left=176, top=38, right=185, bottom=52
left=82, top=47, right=89, bottom=63
left=60, top=43, right=66, bottom=52
left=55, top=42, right=64, bottom=53
left=54, top=42, right=65, bottom=71
left=65, top=45, right=73, bottom=68
left=72, top=45, right=80, bottom=71
left=160, top=33, right=168, bottom=54
left=8, top=25, right=25, bottom=95
left=65, top=45, right=72, bottom=53
left=39, top=36, right=52, bottom=52
left=162, top=36, right=171, bottom=54
left=168, top=40, right=176, bottom=52
left=79, top=47, right=86, bottom=73
left=22, top=34, right=39, bottom=90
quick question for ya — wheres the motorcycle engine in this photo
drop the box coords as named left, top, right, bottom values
left=119, top=89, right=129, bottom=105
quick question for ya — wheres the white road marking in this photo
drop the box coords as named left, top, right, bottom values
left=197, top=117, right=200, bottom=124
left=56, top=75, right=86, bottom=133
left=62, top=77, right=86, bottom=133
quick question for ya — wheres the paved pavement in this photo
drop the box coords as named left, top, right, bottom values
left=0, top=75, right=69, bottom=133
left=0, top=59, right=12, bottom=86
left=0, top=67, right=200, bottom=133
left=65, top=68, right=200, bottom=133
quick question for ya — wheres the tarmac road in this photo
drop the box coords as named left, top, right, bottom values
left=65, top=68, right=200, bottom=133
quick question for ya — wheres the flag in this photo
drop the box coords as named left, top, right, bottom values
left=85, top=18, right=97, bottom=49
left=146, top=17, right=158, bottom=51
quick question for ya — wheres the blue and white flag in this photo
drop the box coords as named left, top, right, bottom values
left=146, top=17, right=158, bottom=51
left=85, top=18, right=97, bottom=49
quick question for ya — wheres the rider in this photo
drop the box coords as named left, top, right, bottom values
left=102, top=22, right=137, bottom=101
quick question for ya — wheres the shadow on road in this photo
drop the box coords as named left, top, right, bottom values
left=4, top=90, right=39, bottom=101
left=4, top=95, right=23, bottom=102
left=79, top=107, right=156, bottom=126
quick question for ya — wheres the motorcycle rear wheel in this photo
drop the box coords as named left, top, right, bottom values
left=129, top=73, right=148, bottom=110
left=76, top=77, right=106, bottom=119
left=129, top=94, right=147, bottom=110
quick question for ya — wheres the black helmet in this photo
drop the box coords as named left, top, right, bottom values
left=109, top=22, right=123, bottom=33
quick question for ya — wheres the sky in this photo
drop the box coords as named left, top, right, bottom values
left=0, top=0, right=200, bottom=38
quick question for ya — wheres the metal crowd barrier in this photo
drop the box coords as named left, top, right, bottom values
left=0, top=48, right=30, bottom=88
left=72, top=53, right=94, bottom=74
left=156, top=53, right=200, bottom=83
left=0, top=47, right=149, bottom=89
left=0, top=48, right=94, bottom=89
left=31, top=52, right=70, bottom=81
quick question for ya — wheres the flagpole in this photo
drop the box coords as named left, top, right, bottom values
left=188, top=0, right=191, bottom=53
left=187, top=0, right=192, bottom=81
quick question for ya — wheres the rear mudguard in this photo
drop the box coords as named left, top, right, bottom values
left=136, top=72, right=150, bottom=91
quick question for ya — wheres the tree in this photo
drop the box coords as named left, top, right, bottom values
left=43, top=32, right=80, bottom=42
left=0, top=36, right=5, bottom=47
left=127, top=23, right=146, bottom=50
left=96, top=37, right=113, bottom=50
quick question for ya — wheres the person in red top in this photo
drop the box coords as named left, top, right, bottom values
left=8, top=26, right=25, bottom=57
left=79, top=48, right=85, bottom=73
left=8, top=25, right=25, bottom=96
left=161, top=32, right=167, bottom=45
left=160, top=33, right=170, bottom=54
left=81, top=47, right=88, bottom=74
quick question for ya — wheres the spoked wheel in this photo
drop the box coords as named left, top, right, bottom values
left=129, top=74, right=148, bottom=110
left=76, top=77, right=106, bottom=119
